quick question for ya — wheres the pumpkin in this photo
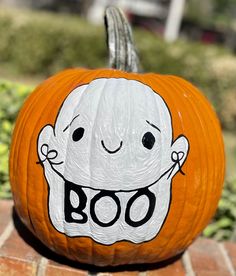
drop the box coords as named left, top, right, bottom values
left=9, top=68, right=225, bottom=266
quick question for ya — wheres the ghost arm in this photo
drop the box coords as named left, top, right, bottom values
left=37, top=124, right=66, bottom=231
left=37, top=125, right=64, bottom=184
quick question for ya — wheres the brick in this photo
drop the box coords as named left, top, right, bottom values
left=147, top=260, right=185, bottom=276
left=0, top=200, right=13, bottom=236
left=46, top=264, right=88, bottom=276
left=46, top=259, right=88, bottom=276
left=0, top=228, right=41, bottom=262
left=188, top=238, right=231, bottom=276
left=223, top=242, right=236, bottom=272
left=109, top=272, right=139, bottom=276
left=0, top=256, right=37, bottom=276
left=98, top=272, right=139, bottom=276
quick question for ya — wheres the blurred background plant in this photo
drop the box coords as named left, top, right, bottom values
left=0, top=0, right=235, bottom=241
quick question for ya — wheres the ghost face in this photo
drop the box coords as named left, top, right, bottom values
left=38, top=78, right=189, bottom=245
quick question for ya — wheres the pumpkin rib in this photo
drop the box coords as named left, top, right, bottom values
left=154, top=75, right=191, bottom=258
left=84, top=70, right=104, bottom=264
left=178, top=77, right=224, bottom=227
left=136, top=74, right=171, bottom=262
left=125, top=74, right=148, bottom=264
left=57, top=69, right=99, bottom=260
left=166, top=76, right=210, bottom=248
left=13, top=76, right=61, bottom=236
left=27, top=77, right=71, bottom=251
left=176, top=78, right=224, bottom=186
left=138, top=74, right=172, bottom=260
left=44, top=72, right=86, bottom=255
left=46, top=70, right=90, bottom=257
left=108, top=73, right=123, bottom=266
left=26, top=70, right=82, bottom=252
left=155, top=74, right=204, bottom=257
left=168, top=76, right=223, bottom=243
left=149, top=74, right=191, bottom=256
left=58, top=70, right=93, bottom=260
left=10, top=88, right=42, bottom=222
left=141, top=74, right=169, bottom=262
left=127, top=74, right=150, bottom=264
left=169, top=75, right=215, bottom=241
left=94, top=71, right=125, bottom=266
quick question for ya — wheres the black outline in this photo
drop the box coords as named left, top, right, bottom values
left=146, top=120, right=161, bottom=132
left=63, top=114, right=80, bottom=132
left=125, top=189, right=156, bottom=227
left=90, top=191, right=121, bottom=227
left=36, top=77, right=190, bottom=246
left=101, top=140, right=123, bottom=154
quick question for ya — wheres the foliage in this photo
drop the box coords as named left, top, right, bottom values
left=213, top=0, right=236, bottom=15
left=0, top=9, right=107, bottom=75
left=186, top=0, right=236, bottom=27
left=204, top=179, right=236, bottom=241
left=0, top=81, right=32, bottom=198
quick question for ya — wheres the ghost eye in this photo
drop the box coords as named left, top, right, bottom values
left=142, top=132, right=155, bottom=150
left=72, top=127, right=85, bottom=142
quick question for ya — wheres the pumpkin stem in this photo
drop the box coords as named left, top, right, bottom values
left=104, top=6, right=140, bottom=73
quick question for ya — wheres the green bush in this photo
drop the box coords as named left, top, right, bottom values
left=204, top=179, right=236, bottom=241
left=0, top=8, right=235, bottom=131
left=0, top=9, right=107, bottom=74
left=0, top=80, right=32, bottom=198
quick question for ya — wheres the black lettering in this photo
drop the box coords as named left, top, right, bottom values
left=90, top=191, right=121, bottom=227
left=64, top=181, right=88, bottom=224
left=125, top=188, right=156, bottom=227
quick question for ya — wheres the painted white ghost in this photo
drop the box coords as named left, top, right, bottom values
left=37, top=78, right=189, bottom=245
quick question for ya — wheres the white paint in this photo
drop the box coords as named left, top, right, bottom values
left=38, top=78, right=189, bottom=245
left=70, top=190, right=80, bottom=209
left=129, top=194, right=149, bottom=222
left=95, top=196, right=118, bottom=224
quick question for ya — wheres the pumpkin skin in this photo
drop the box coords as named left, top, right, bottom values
left=9, top=68, right=225, bottom=266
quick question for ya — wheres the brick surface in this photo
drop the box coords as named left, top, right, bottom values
left=223, top=242, right=236, bottom=272
left=147, top=260, right=185, bottom=276
left=46, top=264, right=87, bottom=276
left=109, top=272, right=139, bottom=276
left=0, top=200, right=13, bottom=236
left=0, top=228, right=41, bottom=262
left=98, top=272, right=139, bottom=276
left=0, top=257, right=37, bottom=276
left=188, top=238, right=232, bottom=276
left=46, top=260, right=88, bottom=276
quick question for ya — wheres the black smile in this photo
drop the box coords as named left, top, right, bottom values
left=101, top=140, right=123, bottom=154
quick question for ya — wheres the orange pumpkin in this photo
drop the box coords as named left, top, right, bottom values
left=10, top=68, right=225, bottom=266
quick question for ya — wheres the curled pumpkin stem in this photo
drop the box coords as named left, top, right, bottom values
left=104, top=6, right=140, bottom=72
